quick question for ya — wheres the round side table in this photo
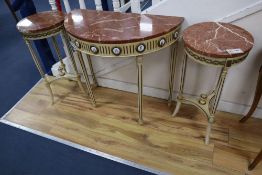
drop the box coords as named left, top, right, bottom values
left=172, top=22, right=254, bottom=144
left=17, top=11, right=87, bottom=104
left=64, top=9, right=184, bottom=124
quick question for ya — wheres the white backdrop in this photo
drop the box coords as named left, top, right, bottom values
left=53, top=0, right=262, bottom=118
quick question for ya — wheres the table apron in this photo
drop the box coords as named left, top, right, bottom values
left=67, top=28, right=181, bottom=57
left=185, top=47, right=249, bottom=67
left=21, top=25, right=64, bottom=40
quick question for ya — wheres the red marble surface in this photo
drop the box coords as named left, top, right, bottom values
left=183, top=22, right=254, bottom=58
left=17, top=11, right=64, bottom=34
left=64, top=9, right=184, bottom=44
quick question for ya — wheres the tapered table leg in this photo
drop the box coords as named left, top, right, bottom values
left=51, top=36, right=66, bottom=76
left=61, top=29, right=86, bottom=93
left=240, top=66, right=262, bottom=123
left=168, top=43, right=178, bottom=106
left=172, top=53, right=188, bottom=117
left=77, top=51, right=96, bottom=107
left=205, top=64, right=228, bottom=145
left=136, top=56, right=143, bottom=125
left=86, top=54, right=98, bottom=88
left=249, top=150, right=262, bottom=170
left=25, top=39, right=54, bottom=104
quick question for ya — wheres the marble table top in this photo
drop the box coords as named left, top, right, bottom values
left=17, top=11, right=64, bottom=34
left=64, top=9, right=184, bottom=44
left=183, top=22, right=254, bottom=58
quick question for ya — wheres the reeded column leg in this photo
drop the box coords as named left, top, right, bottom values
left=172, top=52, right=188, bottom=117
left=51, top=36, right=66, bottom=76
left=136, top=55, right=143, bottom=125
left=168, top=43, right=178, bottom=106
left=25, top=39, right=54, bottom=104
left=205, top=122, right=212, bottom=145
left=60, top=29, right=85, bottom=93
left=86, top=54, right=98, bottom=88
left=205, top=64, right=229, bottom=144
left=77, top=50, right=96, bottom=107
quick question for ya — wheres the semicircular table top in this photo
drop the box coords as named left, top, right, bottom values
left=183, top=22, right=254, bottom=59
left=17, top=11, right=65, bottom=34
left=64, top=9, right=184, bottom=44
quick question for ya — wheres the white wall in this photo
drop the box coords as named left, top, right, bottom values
left=224, top=12, right=262, bottom=117
left=142, top=0, right=262, bottom=118
left=144, top=0, right=261, bottom=23
left=53, top=0, right=262, bottom=118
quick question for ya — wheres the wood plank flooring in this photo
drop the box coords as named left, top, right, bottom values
left=3, top=79, right=262, bottom=175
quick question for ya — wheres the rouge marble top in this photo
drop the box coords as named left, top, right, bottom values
left=17, top=11, right=64, bottom=34
left=64, top=9, right=184, bottom=44
left=183, top=22, right=254, bottom=58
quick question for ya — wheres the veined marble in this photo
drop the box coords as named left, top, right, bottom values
left=17, top=11, right=64, bottom=34
left=64, top=9, right=184, bottom=44
left=183, top=22, right=254, bottom=58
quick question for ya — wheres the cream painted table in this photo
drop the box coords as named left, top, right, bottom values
left=172, top=22, right=254, bottom=144
left=17, top=11, right=87, bottom=104
left=64, top=9, right=184, bottom=124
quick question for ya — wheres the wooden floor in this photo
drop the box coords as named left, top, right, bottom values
left=3, top=79, right=262, bottom=175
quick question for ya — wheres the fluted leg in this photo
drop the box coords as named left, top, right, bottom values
left=205, top=122, right=212, bottom=145
left=136, top=56, right=143, bottom=125
left=77, top=51, right=96, bottom=107
left=204, top=64, right=228, bottom=144
left=51, top=36, right=66, bottom=76
left=86, top=54, right=98, bottom=88
left=211, top=66, right=228, bottom=115
left=168, top=43, right=178, bottom=106
left=172, top=53, right=188, bottom=117
left=25, top=39, right=54, bottom=104
left=60, top=29, right=85, bottom=93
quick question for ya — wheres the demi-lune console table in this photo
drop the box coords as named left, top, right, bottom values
left=64, top=9, right=184, bottom=124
